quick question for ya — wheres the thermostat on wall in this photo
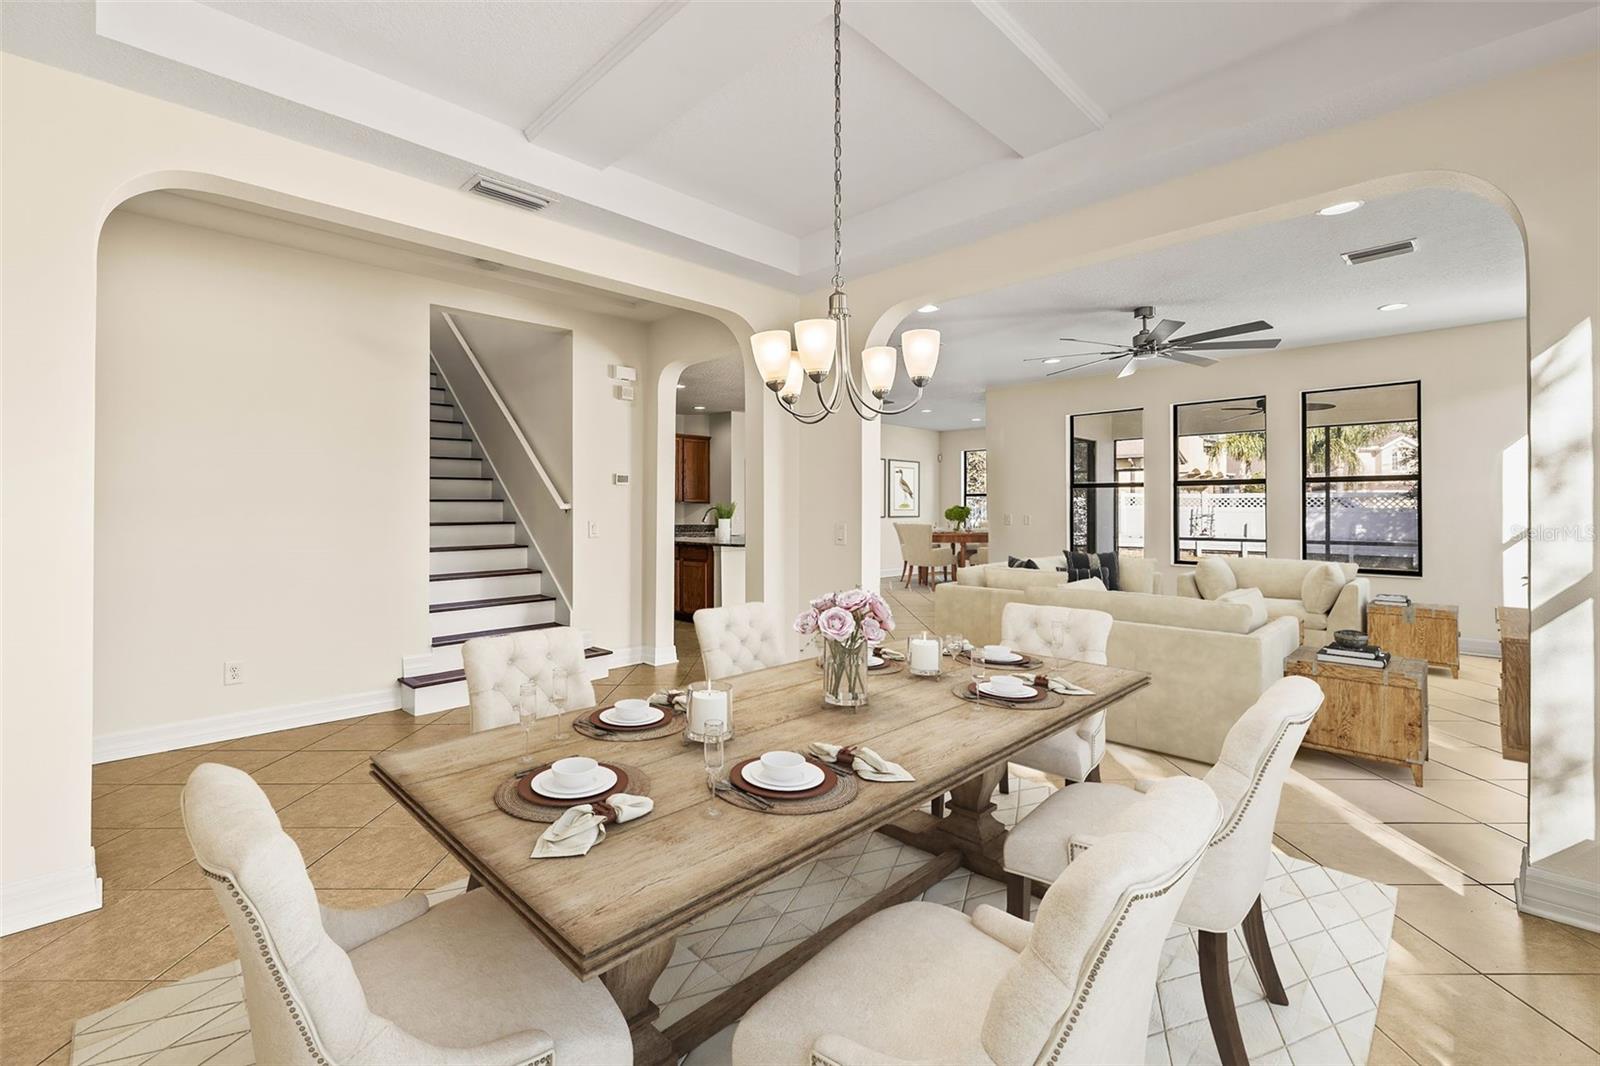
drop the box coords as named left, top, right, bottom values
left=613, top=473, right=631, bottom=485
left=614, top=383, right=635, bottom=402
left=608, top=364, right=638, bottom=382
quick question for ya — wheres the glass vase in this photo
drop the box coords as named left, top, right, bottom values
left=821, top=637, right=869, bottom=708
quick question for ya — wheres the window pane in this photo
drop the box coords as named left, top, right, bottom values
left=1305, top=479, right=1420, bottom=573
left=1073, top=485, right=1144, bottom=556
left=966, top=496, right=988, bottom=526
left=1176, top=483, right=1267, bottom=562
left=1175, top=398, right=1267, bottom=479
left=964, top=449, right=987, bottom=495
left=1305, top=422, right=1418, bottom=476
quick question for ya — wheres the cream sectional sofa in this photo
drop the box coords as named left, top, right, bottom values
left=932, top=572, right=1299, bottom=764
left=956, top=556, right=1161, bottom=595
left=1175, top=557, right=1368, bottom=650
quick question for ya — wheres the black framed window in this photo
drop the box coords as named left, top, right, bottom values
left=1174, top=397, right=1268, bottom=563
left=1070, top=409, right=1144, bottom=557
left=1303, top=381, right=1421, bottom=575
left=962, top=449, right=988, bottom=526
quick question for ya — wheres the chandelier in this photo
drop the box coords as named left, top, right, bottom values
left=750, top=0, right=940, bottom=424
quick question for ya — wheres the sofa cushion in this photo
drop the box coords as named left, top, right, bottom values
left=1028, top=585, right=1255, bottom=635
left=1194, top=558, right=1238, bottom=600
left=1217, top=587, right=1268, bottom=631
left=983, top=566, right=1075, bottom=592
left=1073, top=576, right=1107, bottom=592
left=1262, top=597, right=1330, bottom=631
left=1300, top=562, right=1347, bottom=614
left=1006, top=555, right=1039, bottom=569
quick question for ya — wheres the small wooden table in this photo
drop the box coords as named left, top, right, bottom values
left=1367, top=600, right=1460, bottom=677
left=931, top=528, right=988, bottom=567
left=1497, top=606, right=1530, bottom=762
left=372, top=649, right=1148, bottom=1064
left=1286, top=648, right=1429, bottom=784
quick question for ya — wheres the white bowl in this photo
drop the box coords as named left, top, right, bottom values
left=987, top=676, right=1033, bottom=695
left=982, top=644, right=1017, bottom=663
left=611, top=698, right=654, bottom=724
left=551, top=756, right=600, bottom=791
left=759, top=750, right=807, bottom=784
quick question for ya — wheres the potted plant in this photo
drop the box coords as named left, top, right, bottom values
left=944, top=504, right=972, bottom=532
left=702, top=502, right=736, bottom=542
left=795, top=589, right=895, bottom=707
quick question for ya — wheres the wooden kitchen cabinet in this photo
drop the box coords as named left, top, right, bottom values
left=675, top=543, right=714, bottom=620
left=675, top=434, right=712, bottom=503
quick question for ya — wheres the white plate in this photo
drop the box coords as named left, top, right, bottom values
left=740, top=761, right=826, bottom=792
left=980, top=651, right=1025, bottom=665
left=980, top=680, right=1038, bottom=700
left=531, top=765, right=618, bottom=799
left=868, top=656, right=886, bottom=668
left=598, top=705, right=667, bottom=728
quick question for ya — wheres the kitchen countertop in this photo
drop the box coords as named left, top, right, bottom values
left=675, top=536, right=747, bottom=548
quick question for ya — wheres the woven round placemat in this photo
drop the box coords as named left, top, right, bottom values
left=867, top=659, right=905, bottom=676
left=494, top=763, right=652, bottom=823
left=571, top=708, right=687, bottom=742
left=949, top=681, right=1067, bottom=711
left=716, top=769, right=859, bottom=815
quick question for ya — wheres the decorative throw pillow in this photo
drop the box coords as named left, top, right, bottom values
left=1007, top=555, right=1039, bottom=569
left=1301, top=562, right=1346, bottom=615
left=1095, top=552, right=1121, bottom=592
left=1218, top=587, right=1268, bottom=630
left=1055, top=566, right=1093, bottom=581
left=1072, top=575, right=1108, bottom=592
left=1194, top=557, right=1237, bottom=599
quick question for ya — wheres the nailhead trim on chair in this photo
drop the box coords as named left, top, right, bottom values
left=201, top=869, right=331, bottom=1065
left=1210, top=709, right=1317, bottom=845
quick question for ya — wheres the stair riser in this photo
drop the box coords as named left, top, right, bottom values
left=430, top=438, right=475, bottom=459
left=431, top=523, right=515, bottom=547
left=401, top=679, right=464, bottom=717
left=428, top=572, right=543, bottom=603
left=429, top=457, right=484, bottom=478
left=429, top=388, right=450, bottom=404
left=430, top=547, right=528, bottom=574
left=431, top=420, right=467, bottom=439
left=430, top=600, right=556, bottom=638
left=430, top=644, right=468, bottom=671
left=429, top=403, right=457, bottom=421
left=430, top=478, right=495, bottom=500
left=430, top=500, right=505, bottom=522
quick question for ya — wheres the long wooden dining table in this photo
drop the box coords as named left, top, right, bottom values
left=371, top=648, right=1149, bottom=1064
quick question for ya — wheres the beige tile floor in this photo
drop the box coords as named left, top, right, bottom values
left=2, top=582, right=1595, bottom=1065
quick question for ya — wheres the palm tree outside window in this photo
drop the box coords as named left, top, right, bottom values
left=1303, top=382, right=1421, bottom=575
left=1174, top=397, right=1268, bottom=562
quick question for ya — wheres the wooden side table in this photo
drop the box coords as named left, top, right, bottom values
left=1285, top=648, right=1429, bottom=785
left=1497, top=606, right=1530, bottom=762
left=1367, top=601, right=1460, bottom=677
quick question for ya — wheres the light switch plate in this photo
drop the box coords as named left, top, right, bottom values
left=833, top=522, right=848, bottom=546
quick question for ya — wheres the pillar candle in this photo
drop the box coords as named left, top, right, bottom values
left=909, top=635, right=941, bottom=675
left=689, top=687, right=730, bottom=736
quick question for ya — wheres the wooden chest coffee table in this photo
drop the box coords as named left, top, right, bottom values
left=1285, top=648, right=1429, bottom=784
left=1367, top=601, right=1460, bottom=677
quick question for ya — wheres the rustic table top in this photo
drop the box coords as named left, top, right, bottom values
left=371, top=648, right=1148, bottom=979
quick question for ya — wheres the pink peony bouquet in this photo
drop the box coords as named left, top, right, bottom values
left=795, top=588, right=895, bottom=649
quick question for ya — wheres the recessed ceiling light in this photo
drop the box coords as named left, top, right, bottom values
left=970, top=417, right=982, bottom=423
left=1377, top=302, right=1408, bottom=312
left=1042, top=357, right=1062, bottom=365
left=919, top=409, right=932, bottom=414
left=917, top=304, right=939, bottom=313
left=1318, top=200, right=1364, bottom=216
left=675, top=383, right=686, bottom=389
left=693, top=404, right=706, bottom=410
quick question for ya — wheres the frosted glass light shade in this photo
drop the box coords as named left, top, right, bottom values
left=751, top=330, right=792, bottom=385
left=778, top=353, right=805, bottom=403
left=862, top=346, right=898, bottom=396
left=901, top=329, right=940, bottom=382
left=794, top=318, right=837, bottom=376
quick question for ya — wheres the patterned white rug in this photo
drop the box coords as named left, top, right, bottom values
left=71, top=777, right=1393, bottom=1066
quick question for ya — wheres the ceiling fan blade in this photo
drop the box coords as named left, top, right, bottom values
left=1147, top=318, right=1185, bottom=344
left=1025, top=350, right=1123, bottom=362
left=1045, top=354, right=1126, bottom=377
left=1307, top=401, right=1337, bottom=411
left=1117, top=357, right=1139, bottom=379
left=1221, top=405, right=1262, bottom=412
left=1162, top=350, right=1217, bottom=367
left=1058, top=336, right=1128, bottom=347
left=1167, top=320, right=1273, bottom=345
left=1174, top=339, right=1281, bottom=351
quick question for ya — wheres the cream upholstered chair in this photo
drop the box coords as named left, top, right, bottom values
left=894, top=522, right=954, bottom=587
left=694, top=601, right=788, bottom=681
left=1003, top=676, right=1323, bottom=1066
left=1000, top=602, right=1114, bottom=787
left=462, top=626, right=595, bottom=734
left=180, top=763, right=629, bottom=1065
left=731, top=777, right=1220, bottom=1065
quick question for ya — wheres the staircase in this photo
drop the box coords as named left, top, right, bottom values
left=399, top=364, right=608, bottom=715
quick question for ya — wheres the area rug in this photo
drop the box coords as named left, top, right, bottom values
left=70, top=777, right=1393, bottom=1066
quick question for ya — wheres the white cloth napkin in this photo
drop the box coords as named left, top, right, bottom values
left=876, top=647, right=905, bottom=661
left=649, top=689, right=687, bottom=711
left=806, top=742, right=915, bottom=782
left=1036, top=674, right=1095, bottom=696
left=531, top=793, right=653, bottom=858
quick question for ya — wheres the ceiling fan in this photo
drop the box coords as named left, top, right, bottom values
left=1029, top=306, right=1281, bottom=379
left=1217, top=396, right=1335, bottom=424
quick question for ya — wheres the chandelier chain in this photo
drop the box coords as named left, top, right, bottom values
left=832, top=0, right=844, bottom=291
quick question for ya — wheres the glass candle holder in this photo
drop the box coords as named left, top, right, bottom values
left=685, top=679, right=734, bottom=743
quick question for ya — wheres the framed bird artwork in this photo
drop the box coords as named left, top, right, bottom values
left=885, top=458, right=920, bottom=518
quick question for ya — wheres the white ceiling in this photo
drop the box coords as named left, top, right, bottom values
left=884, top=186, right=1525, bottom=430
left=677, top=357, right=747, bottom=415
left=3, top=1, right=1593, bottom=289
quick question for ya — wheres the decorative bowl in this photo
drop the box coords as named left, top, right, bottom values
left=1333, top=629, right=1370, bottom=649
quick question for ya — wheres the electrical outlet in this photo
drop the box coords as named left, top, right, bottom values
left=223, top=661, right=244, bottom=686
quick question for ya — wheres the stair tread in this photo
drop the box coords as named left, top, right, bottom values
left=429, top=499, right=503, bottom=504
left=400, top=646, right=611, bottom=688
left=429, top=568, right=542, bottom=581
left=430, top=436, right=473, bottom=442
left=430, top=475, right=494, bottom=481
left=430, top=520, right=512, bottom=526
left=432, top=621, right=561, bottom=647
left=431, top=594, right=556, bottom=613
left=431, top=544, right=519, bottom=552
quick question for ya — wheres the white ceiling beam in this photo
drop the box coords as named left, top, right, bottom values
left=844, top=1, right=1101, bottom=158
left=525, top=1, right=829, bottom=170
left=969, top=0, right=1109, bottom=130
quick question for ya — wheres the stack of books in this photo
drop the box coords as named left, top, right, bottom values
left=1372, top=593, right=1411, bottom=607
left=1318, top=644, right=1391, bottom=669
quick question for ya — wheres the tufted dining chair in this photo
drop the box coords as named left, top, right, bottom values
left=895, top=522, right=954, bottom=587
left=1002, top=676, right=1323, bottom=1066
left=694, top=601, right=789, bottom=681
left=731, top=776, right=1221, bottom=1065
left=180, top=763, right=630, bottom=1065
left=999, top=602, right=1114, bottom=789
left=462, top=627, right=596, bottom=734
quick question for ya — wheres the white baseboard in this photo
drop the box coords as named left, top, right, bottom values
left=1, top=856, right=102, bottom=936
left=93, top=686, right=401, bottom=763
left=1460, top=637, right=1502, bottom=658
left=1519, top=848, right=1600, bottom=932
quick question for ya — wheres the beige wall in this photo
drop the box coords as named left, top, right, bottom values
left=879, top=425, right=942, bottom=574
left=985, top=321, right=1526, bottom=644
left=939, top=429, right=988, bottom=529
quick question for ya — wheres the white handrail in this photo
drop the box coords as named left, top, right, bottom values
left=440, top=311, right=573, bottom=512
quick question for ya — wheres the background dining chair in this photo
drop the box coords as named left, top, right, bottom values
left=180, top=763, right=630, bottom=1065
left=1001, top=676, right=1323, bottom=1066
left=730, top=777, right=1220, bottom=1066
left=694, top=601, right=789, bottom=681
left=461, top=626, right=596, bottom=733
left=895, top=522, right=954, bottom=587
left=997, top=603, right=1114, bottom=791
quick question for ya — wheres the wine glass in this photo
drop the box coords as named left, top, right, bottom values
left=516, top=681, right=539, bottom=767
left=942, top=632, right=964, bottom=661
left=969, top=647, right=991, bottom=695
left=702, top=720, right=727, bottom=818
left=548, top=667, right=568, bottom=738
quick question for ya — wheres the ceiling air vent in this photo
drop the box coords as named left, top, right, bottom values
left=1341, top=239, right=1416, bottom=266
left=464, top=174, right=554, bottom=213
